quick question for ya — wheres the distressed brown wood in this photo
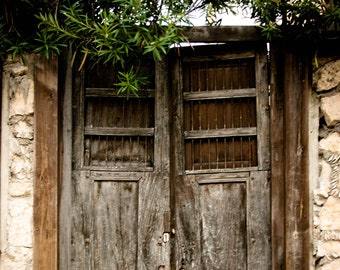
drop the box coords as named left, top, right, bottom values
left=184, top=127, right=257, bottom=138
left=59, top=48, right=73, bottom=270
left=36, top=26, right=316, bottom=269
left=34, top=54, right=58, bottom=270
left=171, top=44, right=270, bottom=269
left=270, top=42, right=311, bottom=270
left=84, top=127, right=154, bottom=136
left=184, top=26, right=262, bottom=42
left=200, top=180, right=247, bottom=269
left=270, top=43, right=286, bottom=270
left=283, top=45, right=310, bottom=270
left=93, top=179, right=138, bottom=269
left=65, top=58, right=171, bottom=270
left=255, top=45, right=270, bottom=171
left=183, top=88, right=256, bottom=100
left=86, top=88, right=155, bottom=97
left=183, top=51, right=255, bottom=62
left=247, top=170, right=271, bottom=268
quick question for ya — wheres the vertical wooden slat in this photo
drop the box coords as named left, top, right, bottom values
left=270, top=43, right=286, bottom=270
left=256, top=46, right=270, bottom=171
left=284, top=45, right=310, bottom=270
left=271, top=42, right=311, bottom=269
left=302, top=49, right=312, bottom=269
left=138, top=58, right=171, bottom=268
left=70, top=67, right=93, bottom=269
left=154, top=59, right=170, bottom=170
left=247, top=171, right=271, bottom=269
left=59, top=48, right=73, bottom=269
left=34, top=54, right=58, bottom=270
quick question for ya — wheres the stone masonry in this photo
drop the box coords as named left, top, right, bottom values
left=313, top=59, right=340, bottom=269
left=1, top=56, right=35, bottom=270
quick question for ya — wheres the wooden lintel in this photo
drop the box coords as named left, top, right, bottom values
left=183, top=26, right=262, bottom=43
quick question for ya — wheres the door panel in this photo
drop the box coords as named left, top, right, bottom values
left=173, top=171, right=270, bottom=270
left=171, top=45, right=270, bottom=269
left=71, top=173, right=140, bottom=269
left=174, top=175, right=248, bottom=270
left=93, top=179, right=138, bottom=269
left=200, top=181, right=247, bottom=269
left=67, top=60, right=171, bottom=270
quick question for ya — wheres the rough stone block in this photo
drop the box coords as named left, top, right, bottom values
left=318, top=258, right=340, bottom=270
left=314, top=59, right=340, bottom=92
left=314, top=160, right=332, bottom=206
left=319, top=197, right=340, bottom=230
left=9, top=182, right=33, bottom=197
left=321, top=93, right=340, bottom=127
left=8, top=198, right=33, bottom=247
left=319, top=133, right=340, bottom=154
left=2, top=246, right=32, bottom=270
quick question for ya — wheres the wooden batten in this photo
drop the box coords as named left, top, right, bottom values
left=283, top=45, right=310, bottom=270
left=270, top=44, right=286, bottom=270
left=33, top=54, right=59, bottom=270
left=184, top=26, right=262, bottom=43
left=270, top=42, right=311, bottom=269
left=59, top=47, right=73, bottom=270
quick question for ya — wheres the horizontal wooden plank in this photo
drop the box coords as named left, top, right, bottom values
left=196, top=172, right=249, bottom=180
left=93, top=176, right=141, bottom=182
left=196, top=178, right=248, bottom=184
left=85, top=88, right=155, bottom=97
left=183, top=51, right=255, bottom=62
left=84, top=127, right=154, bottom=136
left=183, top=88, right=256, bottom=100
left=185, top=167, right=258, bottom=175
left=184, top=127, right=257, bottom=139
left=82, top=166, right=154, bottom=172
left=196, top=172, right=249, bottom=184
left=183, top=26, right=262, bottom=42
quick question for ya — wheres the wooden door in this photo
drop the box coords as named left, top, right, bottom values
left=66, top=60, right=171, bottom=270
left=63, top=44, right=270, bottom=269
left=170, top=45, right=271, bottom=269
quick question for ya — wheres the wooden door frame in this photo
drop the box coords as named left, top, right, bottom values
left=270, top=41, right=311, bottom=269
left=33, top=54, right=59, bottom=269
left=33, top=26, right=311, bottom=269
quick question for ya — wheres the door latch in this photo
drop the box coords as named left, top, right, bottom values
left=163, top=232, right=170, bottom=243
left=163, top=211, right=171, bottom=243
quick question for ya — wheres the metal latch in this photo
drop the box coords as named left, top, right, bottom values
left=163, top=211, right=171, bottom=243
left=163, top=232, right=170, bottom=243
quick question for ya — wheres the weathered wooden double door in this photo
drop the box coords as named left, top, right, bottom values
left=67, top=44, right=270, bottom=269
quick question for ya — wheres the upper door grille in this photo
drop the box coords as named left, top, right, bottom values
left=82, top=62, right=155, bottom=171
left=182, top=53, right=258, bottom=171
left=83, top=93, right=155, bottom=169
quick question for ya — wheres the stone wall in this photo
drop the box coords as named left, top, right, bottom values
left=313, top=58, right=340, bottom=269
left=1, top=56, right=35, bottom=270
